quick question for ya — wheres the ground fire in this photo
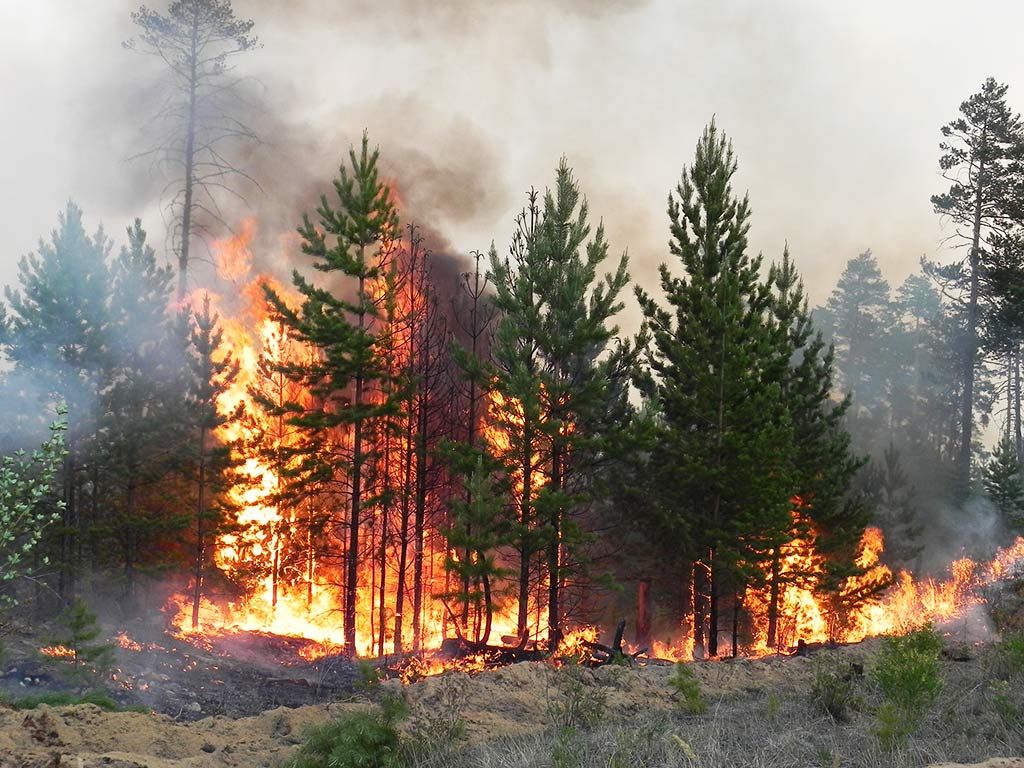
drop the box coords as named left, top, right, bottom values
left=155, top=219, right=1024, bottom=670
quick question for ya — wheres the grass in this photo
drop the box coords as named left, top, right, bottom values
left=0, top=689, right=149, bottom=713
left=379, top=638, right=1024, bottom=768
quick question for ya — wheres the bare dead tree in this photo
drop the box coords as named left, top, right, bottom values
left=125, top=0, right=261, bottom=300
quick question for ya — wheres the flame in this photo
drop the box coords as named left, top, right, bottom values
left=214, top=219, right=256, bottom=282
left=116, top=632, right=143, bottom=652
left=168, top=216, right=1024, bottom=673
left=40, top=645, right=76, bottom=659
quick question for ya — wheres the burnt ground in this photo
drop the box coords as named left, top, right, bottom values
left=0, top=616, right=362, bottom=720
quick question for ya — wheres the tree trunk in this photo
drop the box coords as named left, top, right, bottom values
left=959, top=141, right=987, bottom=480
left=345, top=266, right=367, bottom=657
left=412, top=380, right=429, bottom=652
left=177, top=12, right=200, bottom=301
left=708, top=549, right=719, bottom=657
left=635, top=578, right=652, bottom=651
left=517, top=421, right=533, bottom=641
left=393, top=396, right=414, bottom=654
left=692, top=561, right=706, bottom=659
left=1015, top=346, right=1022, bottom=459
left=767, top=546, right=781, bottom=650
left=547, top=440, right=563, bottom=648
left=191, top=425, right=207, bottom=630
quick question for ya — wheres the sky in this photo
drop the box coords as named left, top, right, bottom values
left=3, top=0, right=1024, bottom=332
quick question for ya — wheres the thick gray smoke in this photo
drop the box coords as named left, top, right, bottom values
left=10, top=0, right=1024, bottom=319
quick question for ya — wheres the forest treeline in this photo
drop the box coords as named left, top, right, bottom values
left=2, top=1, right=1024, bottom=658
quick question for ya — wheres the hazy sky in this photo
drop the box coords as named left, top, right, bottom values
left=4, top=0, right=1024, bottom=330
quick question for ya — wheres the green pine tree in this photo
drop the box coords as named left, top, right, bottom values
left=442, top=457, right=512, bottom=645
left=97, top=220, right=188, bottom=606
left=928, top=77, right=1024, bottom=481
left=50, top=597, right=114, bottom=681
left=636, top=120, right=795, bottom=657
left=816, top=250, right=893, bottom=452
left=183, top=294, right=241, bottom=629
left=264, top=133, right=403, bottom=655
left=487, top=160, right=638, bottom=646
left=984, top=434, right=1024, bottom=536
left=1, top=202, right=112, bottom=598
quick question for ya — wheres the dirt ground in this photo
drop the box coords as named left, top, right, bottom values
left=0, top=627, right=1021, bottom=768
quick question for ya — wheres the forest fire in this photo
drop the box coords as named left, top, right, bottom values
left=156, top=220, right=1024, bottom=672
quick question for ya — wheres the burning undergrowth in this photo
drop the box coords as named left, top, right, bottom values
left=146, top=208, right=1024, bottom=670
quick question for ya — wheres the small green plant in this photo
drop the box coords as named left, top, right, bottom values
left=288, top=693, right=408, bottom=768
left=406, top=674, right=466, bottom=761
left=49, top=598, right=114, bottom=683
left=874, top=701, right=912, bottom=749
left=0, top=690, right=147, bottom=712
left=355, top=659, right=384, bottom=692
left=990, top=632, right=1024, bottom=680
left=667, top=662, right=706, bottom=714
left=766, top=691, right=781, bottom=720
left=987, top=679, right=1021, bottom=726
left=871, top=626, right=943, bottom=748
left=551, top=727, right=580, bottom=768
left=810, top=656, right=861, bottom=722
left=545, top=664, right=608, bottom=730
left=872, top=629, right=943, bottom=714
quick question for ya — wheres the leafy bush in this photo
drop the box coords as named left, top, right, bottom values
left=810, top=655, right=861, bottom=722
left=355, top=659, right=384, bottom=692
left=0, top=690, right=147, bottom=712
left=874, top=702, right=913, bottom=749
left=667, top=662, right=706, bottom=715
left=990, top=632, right=1024, bottom=680
left=871, top=626, right=943, bottom=748
left=288, top=693, right=408, bottom=768
left=545, top=664, right=608, bottom=730
left=987, top=679, right=1021, bottom=726
left=0, top=413, right=66, bottom=611
left=49, top=598, right=114, bottom=681
left=406, top=674, right=467, bottom=761
left=872, top=628, right=943, bottom=714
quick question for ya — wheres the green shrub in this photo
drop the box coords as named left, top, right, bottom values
left=0, top=690, right=147, bottom=713
left=991, top=632, right=1024, bottom=680
left=288, top=693, right=408, bottom=768
left=874, top=701, right=913, bottom=749
left=667, top=662, right=706, bottom=715
left=49, top=598, right=114, bottom=681
left=872, top=629, right=943, bottom=714
left=987, top=679, right=1021, bottom=726
left=545, top=665, right=608, bottom=730
left=355, top=659, right=384, bottom=692
left=871, top=626, right=943, bottom=748
left=810, top=656, right=861, bottom=722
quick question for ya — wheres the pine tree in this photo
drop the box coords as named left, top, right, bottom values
left=1, top=202, right=111, bottom=598
left=984, top=434, right=1024, bottom=536
left=816, top=251, right=893, bottom=451
left=445, top=249, right=498, bottom=639
left=183, top=294, right=240, bottom=629
left=98, top=220, right=187, bottom=605
left=765, top=249, right=871, bottom=647
left=487, top=160, right=637, bottom=646
left=442, top=457, right=511, bottom=644
left=860, top=443, right=923, bottom=571
left=264, top=133, right=402, bottom=655
left=50, top=597, right=114, bottom=679
left=125, top=0, right=260, bottom=299
left=636, top=120, right=796, bottom=657
left=929, top=77, right=1024, bottom=481
left=487, top=190, right=547, bottom=642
